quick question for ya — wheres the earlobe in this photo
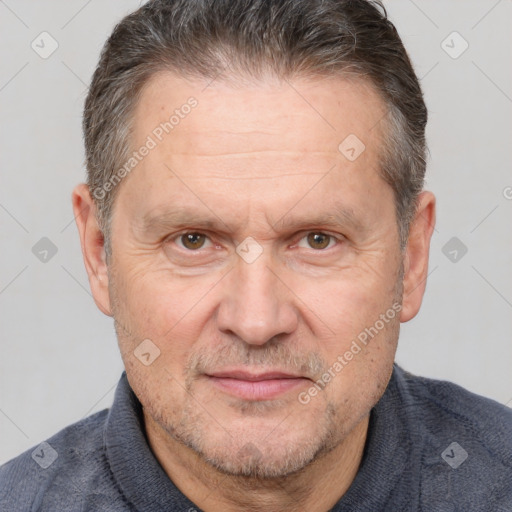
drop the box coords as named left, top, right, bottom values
left=72, top=184, right=113, bottom=317
left=399, top=191, right=436, bottom=323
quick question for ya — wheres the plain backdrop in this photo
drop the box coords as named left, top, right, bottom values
left=1, top=0, right=511, bottom=464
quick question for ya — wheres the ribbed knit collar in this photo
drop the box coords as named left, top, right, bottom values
left=104, top=366, right=410, bottom=511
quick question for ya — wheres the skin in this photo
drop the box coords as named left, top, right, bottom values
left=73, top=72, right=435, bottom=512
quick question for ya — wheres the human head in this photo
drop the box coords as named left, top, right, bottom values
left=74, top=0, right=435, bottom=484
left=83, top=0, right=427, bottom=256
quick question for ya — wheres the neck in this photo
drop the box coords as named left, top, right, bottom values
left=144, top=412, right=369, bottom=512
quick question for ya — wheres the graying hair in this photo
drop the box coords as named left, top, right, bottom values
left=84, top=0, right=428, bottom=256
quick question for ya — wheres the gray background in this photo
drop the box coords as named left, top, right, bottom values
left=1, top=0, right=511, bottom=464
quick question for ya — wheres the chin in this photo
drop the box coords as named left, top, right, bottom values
left=186, top=436, right=329, bottom=479
left=163, top=402, right=341, bottom=480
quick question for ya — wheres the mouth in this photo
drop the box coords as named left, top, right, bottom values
left=205, top=369, right=311, bottom=401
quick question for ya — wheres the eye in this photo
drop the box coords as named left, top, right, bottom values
left=298, top=232, right=337, bottom=250
left=176, top=232, right=212, bottom=250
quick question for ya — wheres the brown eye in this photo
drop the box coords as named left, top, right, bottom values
left=306, top=232, right=332, bottom=250
left=180, top=233, right=207, bottom=250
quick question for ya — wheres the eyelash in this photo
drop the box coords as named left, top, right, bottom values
left=170, top=231, right=343, bottom=252
left=296, top=232, right=338, bottom=251
left=174, top=232, right=215, bottom=251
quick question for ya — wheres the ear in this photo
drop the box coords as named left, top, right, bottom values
left=400, top=190, right=436, bottom=323
left=72, top=183, right=112, bottom=316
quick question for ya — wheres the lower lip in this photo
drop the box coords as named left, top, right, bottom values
left=207, top=376, right=309, bottom=400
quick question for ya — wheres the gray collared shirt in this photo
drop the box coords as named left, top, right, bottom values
left=1, top=365, right=511, bottom=511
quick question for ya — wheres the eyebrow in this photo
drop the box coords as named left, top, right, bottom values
left=138, top=202, right=366, bottom=236
left=274, top=202, right=365, bottom=233
left=138, top=210, right=228, bottom=235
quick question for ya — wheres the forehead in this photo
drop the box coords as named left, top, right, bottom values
left=132, top=71, right=387, bottom=161
left=120, top=71, right=393, bottom=230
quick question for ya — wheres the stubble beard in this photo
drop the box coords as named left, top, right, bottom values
left=108, top=256, right=404, bottom=480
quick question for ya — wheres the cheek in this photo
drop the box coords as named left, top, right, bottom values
left=316, top=313, right=399, bottom=423
left=112, top=264, right=222, bottom=357
left=294, top=264, right=400, bottom=397
left=299, top=271, right=395, bottom=342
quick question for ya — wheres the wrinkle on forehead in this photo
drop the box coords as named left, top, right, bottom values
left=131, top=71, right=387, bottom=156
left=119, top=71, right=395, bottom=243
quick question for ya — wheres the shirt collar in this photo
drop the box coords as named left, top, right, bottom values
left=331, top=365, right=412, bottom=510
left=105, top=366, right=410, bottom=511
left=105, top=372, right=199, bottom=511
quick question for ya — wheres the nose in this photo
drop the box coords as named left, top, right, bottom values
left=216, top=253, right=298, bottom=345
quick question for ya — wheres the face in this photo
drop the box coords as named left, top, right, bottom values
left=96, top=72, right=410, bottom=478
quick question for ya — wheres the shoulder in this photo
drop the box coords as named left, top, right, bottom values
left=392, top=366, right=512, bottom=509
left=395, top=366, right=512, bottom=450
left=0, top=409, right=125, bottom=511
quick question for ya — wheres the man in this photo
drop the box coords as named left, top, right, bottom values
left=1, top=0, right=510, bottom=510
